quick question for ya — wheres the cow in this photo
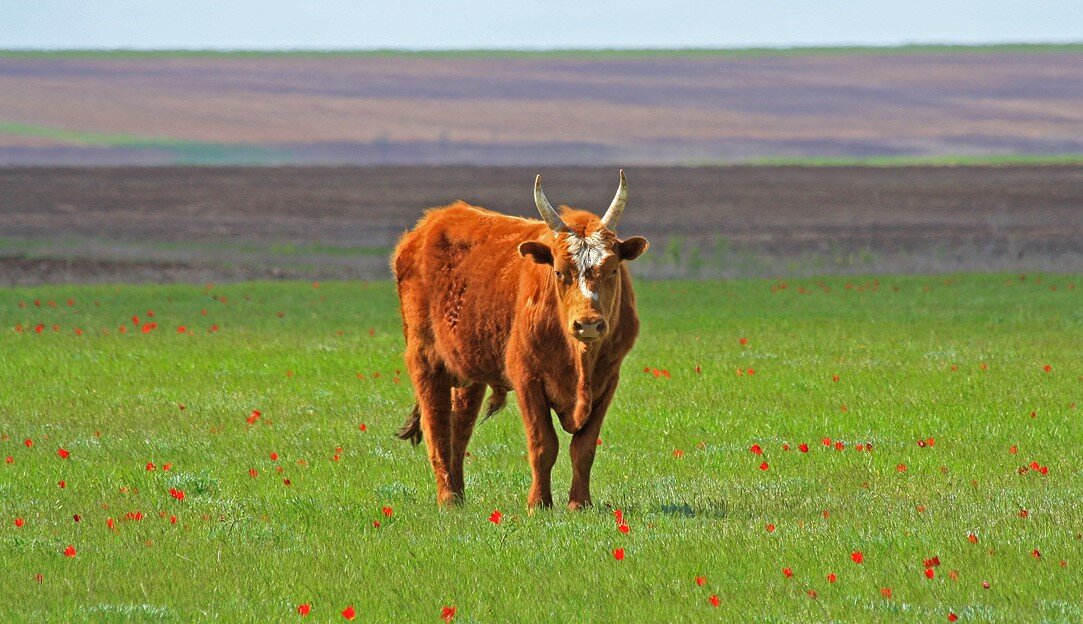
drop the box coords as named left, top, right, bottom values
left=392, top=171, right=648, bottom=509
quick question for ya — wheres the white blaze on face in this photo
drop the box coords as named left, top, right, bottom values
left=564, top=232, right=609, bottom=302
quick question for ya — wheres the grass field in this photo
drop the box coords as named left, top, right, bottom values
left=1, top=275, right=1080, bottom=622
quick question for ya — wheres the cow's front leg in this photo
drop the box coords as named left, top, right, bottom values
left=516, top=386, right=558, bottom=509
left=568, top=379, right=618, bottom=510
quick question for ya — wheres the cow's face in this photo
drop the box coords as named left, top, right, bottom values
left=518, top=170, right=648, bottom=344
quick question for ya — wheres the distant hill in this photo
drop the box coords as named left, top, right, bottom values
left=0, top=45, right=1081, bottom=166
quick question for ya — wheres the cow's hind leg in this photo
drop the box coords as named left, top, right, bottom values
left=448, top=382, right=486, bottom=500
left=407, top=349, right=457, bottom=506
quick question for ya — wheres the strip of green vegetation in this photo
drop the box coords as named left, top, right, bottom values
left=1, top=42, right=1080, bottom=60
left=736, top=153, right=1083, bottom=167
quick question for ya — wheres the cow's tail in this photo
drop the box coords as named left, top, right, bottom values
left=396, top=403, right=423, bottom=445
left=481, top=387, right=509, bottom=421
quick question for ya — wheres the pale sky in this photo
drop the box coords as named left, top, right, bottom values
left=4, top=0, right=1081, bottom=50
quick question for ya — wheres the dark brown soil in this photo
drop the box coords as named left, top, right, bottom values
left=1, top=165, right=1080, bottom=284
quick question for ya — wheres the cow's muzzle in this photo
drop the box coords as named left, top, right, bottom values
left=572, top=318, right=607, bottom=342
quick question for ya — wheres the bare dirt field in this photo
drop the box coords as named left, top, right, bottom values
left=1, top=165, right=1080, bottom=284
left=1, top=49, right=1081, bottom=165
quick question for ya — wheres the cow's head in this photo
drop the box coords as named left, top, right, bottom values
left=518, top=170, right=649, bottom=344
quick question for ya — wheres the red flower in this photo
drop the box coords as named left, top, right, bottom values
left=822, top=437, right=831, bottom=447
left=614, top=509, right=624, bottom=525
left=948, top=613, right=958, bottom=622
left=967, top=533, right=979, bottom=544
left=146, top=462, right=156, bottom=471
left=382, top=506, right=393, bottom=518
left=247, top=410, right=262, bottom=425
left=672, top=449, right=684, bottom=458
left=798, top=443, right=809, bottom=453
left=766, top=523, right=776, bottom=533
left=613, top=548, right=625, bottom=561
left=782, top=567, right=793, bottom=578
left=896, top=463, right=907, bottom=472
left=23, top=439, right=32, bottom=448
left=1043, top=364, right=1052, bottom=373
left=162, top=463, right=172, bottom=471
left=738, top=337, right=748, bottom=345
left=851, top=551, right=864, bottom=564
left=618, top=523, right=630, bottom=534
left=709, top=595, right=720, bottom=607
left=924, top=556, right=941, bottom=568
left=880, top=588, right=893, bottom=599
left=58, top=448, right=70, bottom=459
left=695, top=576, right=707, bottom=586
left=14, top=518, right=24, bottom=528
left=834, top=441, right=844, bottom=451
left=58, top=480, right=66, bottom=488
left=358, top=423, right=367, bottom=432
left=107, top=518, right=116, bottom=531
left=925, top=568, right=935, bottom=579
left=827, top=573, right=837, bottom=583
left=758, top=461, right=769, bottom=471
left=297, top=603, right=311, bottom=616
left=1032, top=549, right=1041, bottom=559
left=4, top=456, right=11, bottom=464
left=832, top=374, right=840, bottom=382
left=270, top=452, right=279, bottom=461
left=489, top=510, right=502, bottom=524
left=441, top=606, right=456, bottom=622
left=169, top=488, right=186, bottom=501
left=341, top=605, right=356, bottom=620
left=63, top=545, right=76, bottom=558
left=249, top=468, right=258, bottom=478
left=749, top=444, right=763, bottom=455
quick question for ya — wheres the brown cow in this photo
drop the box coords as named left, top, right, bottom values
left=392, top=171, right=648, bottom=509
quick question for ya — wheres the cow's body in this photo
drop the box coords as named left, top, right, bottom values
left=393, top=178, right=646, bottom=508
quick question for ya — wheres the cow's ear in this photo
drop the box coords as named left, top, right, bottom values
left=617, top=236, right=649, bottom=261
left=518, top=241, right=554, bottom=265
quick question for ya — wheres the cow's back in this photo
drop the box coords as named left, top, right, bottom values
left=393, top=202, right=546, bottom=387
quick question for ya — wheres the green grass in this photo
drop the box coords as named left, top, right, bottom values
left=1, top=42, right=1081, bottom=60
left=1, top=275, right=1081, bottom=622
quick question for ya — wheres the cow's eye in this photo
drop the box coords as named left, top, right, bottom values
left=554, top=270, right=563, bottom=279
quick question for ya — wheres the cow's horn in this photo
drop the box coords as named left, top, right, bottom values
left=534, top=174, right=566, bottom=232
left=600, top=169, right=628, bottom=231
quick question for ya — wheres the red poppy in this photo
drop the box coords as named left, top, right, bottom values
left=441, top=606, right=456, bottom=622
left=489, top=510, right=502, bottom=525
left=249, top=468, right=258, bottom=478
left=832, top=374, right=839, bottom=382
left=162, top=463, right=172, bottom=471
left=169, top=488, right=186, bottom=502
left=967, top=533, right=979, bottom=544
left=827, top=573, right=837, bottom=583
left=58, top=480, right=66, bottom=488
left=851, top=551, right=864, bottom=564
left=63, top=545, right=76, bottom=558
left=613, top=548, right=625, bottom=561
left=270, top=451, right=279, bottom=461
left=1032, top=549, right=1041, bottom=559
left=1043, top=364, right=1052, bottom=373
left=880, top=588, right=893, bottom=599
left=146, top=462, right=156, bottom=471
left=57, top=448, right=70, bottom=459
left=925, top=568, right=935, bottom=579
left=23, top=439, right=32, bottom=448
left=758, top=461, right=769, bottom=471
left=738, top=337, right=748, bottom=345
left=799, top=443, right=809, bottom=453
left=782, top=567, right=793, bottom=578
left=358, top=423, right=367, bottom=432
left=382, top=506, right=393, bottom=518
left=14, top=518, right=24, bottom=528
left=766, top=523, right=776, bottom=533
left=341, top=605, right=356, bottom=620
left=708, top=595, right=720, bottom=607
left=107, top=518, right=116, bottom=531
left=247, top=410, right=262, bottom=425
left=672, top=449, right=684, bottom=458
left=822, top=437, right=831, bottom=447
left=749, top=444, right=763, bottom=455
left=924, top=556, right=941, bottom=568
left=695, top=576, right=707, bottom=587
left=982, top=581, right=991, bottom=589
left=297, top=604, right=311, bottom=616
left=948, top=613, right=958, bottom=622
